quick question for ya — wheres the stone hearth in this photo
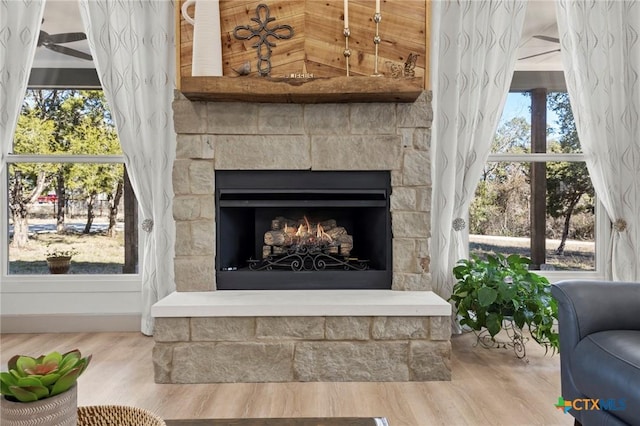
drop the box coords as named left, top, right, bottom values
left=152, top=290, right=451, bottom=382
left=152, top=90, right=452, bottom=383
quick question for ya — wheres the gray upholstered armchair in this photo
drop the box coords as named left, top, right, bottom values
left=551, top=280, right=640, bottom=426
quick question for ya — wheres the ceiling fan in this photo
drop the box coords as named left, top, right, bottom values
left=38, top=30, right=93, bottom=61
left=518, top=35, right=561, bottom=61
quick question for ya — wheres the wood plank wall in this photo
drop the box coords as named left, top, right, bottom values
left=177, top=0, right=428, bottom=87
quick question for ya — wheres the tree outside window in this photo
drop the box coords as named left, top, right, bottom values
left=469, top=92, right=596, bottom=272
left=7, top=89, right=137, bottom=275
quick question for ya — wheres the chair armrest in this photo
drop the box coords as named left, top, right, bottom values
left=551, top=280, right=640, bottom=406
left=551, top=280, right=640, bottom=351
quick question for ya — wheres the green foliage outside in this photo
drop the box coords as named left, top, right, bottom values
left=450, top=254, right=559, bottom=354
left=546, top=93, right=595, bottom=253
left=471, top=117, right=532, bottom=237
left=469, top=93, right=595, bottom=268
left=9, top=90, right=123, bottom=248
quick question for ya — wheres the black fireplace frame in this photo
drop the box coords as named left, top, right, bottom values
left=215, top=170, right=392, bottom=290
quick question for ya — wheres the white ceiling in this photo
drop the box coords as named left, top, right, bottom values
left=33, top=0, right=563, bottom=72
left=32, top=0, right=91, bottom=69
left=516, top=0, right=563, bottom=71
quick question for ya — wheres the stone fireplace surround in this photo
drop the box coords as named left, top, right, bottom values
left=152, top=90, right=452, bottom=383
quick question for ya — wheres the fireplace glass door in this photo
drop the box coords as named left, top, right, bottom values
left=215, top=170, right=392, bottom=289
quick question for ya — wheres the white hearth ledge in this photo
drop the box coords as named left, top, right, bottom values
left=152, top=290, right=451, bottom=317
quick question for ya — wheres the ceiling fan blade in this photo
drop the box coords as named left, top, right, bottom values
left=37, top=30, right=49, bottom=46
left=47, top=32, right=87, bottom=44
left=46, top=43, right=93, bottom=61
left=518, top=48, right=561, bottom=61
left=533, top=35, right=560, bottom=44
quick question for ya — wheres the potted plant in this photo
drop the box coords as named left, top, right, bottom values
left=449, top=253, right=559, bottom=358
left=45, top=246, right=79, bottom=274
left=0, top=349, right=91, bottom=426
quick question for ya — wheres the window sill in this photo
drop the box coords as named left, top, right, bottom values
left=0, top=275, right=141, bottom=293
left=539, top=270, right=606, bottom=283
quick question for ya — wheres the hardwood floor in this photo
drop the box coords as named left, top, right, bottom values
left=0, top=331, right=571, bottom=425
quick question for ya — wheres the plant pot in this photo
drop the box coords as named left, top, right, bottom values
left=47, top=256, right=72, bottom=274
left=0, top=384, right=77, bottom=426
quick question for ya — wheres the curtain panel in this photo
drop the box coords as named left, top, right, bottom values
left=0, top=0, right=45, bottom=173
left=430, top=0, right=527, bottom=330
left=79, top=0, right=177, bottom=335
left=556, top=0, right=640, bottom=281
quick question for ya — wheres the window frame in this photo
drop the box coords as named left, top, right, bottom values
left=1, top=107, right=141, bottom=291
left=480, top=150, right=610, bottom=281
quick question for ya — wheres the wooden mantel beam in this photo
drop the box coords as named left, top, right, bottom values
left=180, top=76, right=423, bottom=103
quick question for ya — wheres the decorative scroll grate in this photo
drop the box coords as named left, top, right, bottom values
left=248, top=245, right=369, bottom=272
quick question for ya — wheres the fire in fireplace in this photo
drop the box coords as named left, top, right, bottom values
left=250, top=215, right=368, bottom=272
left=215, top=170, right=392, bottom=290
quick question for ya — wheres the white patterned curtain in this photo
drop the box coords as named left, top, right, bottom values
left=556, top=0, right=640, bottom=281
left=430, top=0, right=527, bottom=330
left=0, top=0, right=45, bottom=173
left=79, top=0, right=176, bottom=335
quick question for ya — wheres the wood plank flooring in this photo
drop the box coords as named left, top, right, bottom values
left=0, top=331, right=571, bottom=425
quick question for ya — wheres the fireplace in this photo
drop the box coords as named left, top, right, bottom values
left=169, top=96, right=433, bottom=293
left=216, top=170, right=392, bottom=290
left=153, top=93, right=452, bottom=384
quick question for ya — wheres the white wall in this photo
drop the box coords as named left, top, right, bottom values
left=0, top=277, right=142, bottom=333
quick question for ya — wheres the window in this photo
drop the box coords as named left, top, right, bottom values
left=4, top=89, right=138, bottom=275
left=469, top=90, right=607, bottom=275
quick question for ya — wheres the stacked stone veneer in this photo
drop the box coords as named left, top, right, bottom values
left=154, top=315, right=451, bottom=382
left=171, top=90, right=433, bottom=292
left=155, top=90, right=449, bottom=383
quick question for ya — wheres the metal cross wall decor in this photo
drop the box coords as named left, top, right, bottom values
left=233, top=4, right=294, bottom=77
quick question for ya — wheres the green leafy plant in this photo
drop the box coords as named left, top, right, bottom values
left=0, top=349, right=91, bottom=402
left=450, top=254, right=559, bottom=353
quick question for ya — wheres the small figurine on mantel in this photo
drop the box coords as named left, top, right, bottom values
left=385, top=53, right=419, bottom=78
left=232, top=61, right=251, bottom=76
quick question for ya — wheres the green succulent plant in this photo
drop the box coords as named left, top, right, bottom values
left=0, top=349, right=91, bottom=402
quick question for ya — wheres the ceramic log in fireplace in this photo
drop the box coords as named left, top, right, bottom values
left=216, top=170, right=392, bottom=289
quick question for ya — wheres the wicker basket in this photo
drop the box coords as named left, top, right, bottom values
left=77, top=405, right=165, bottom=426
left=46, top=256, right=72, bottom=274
